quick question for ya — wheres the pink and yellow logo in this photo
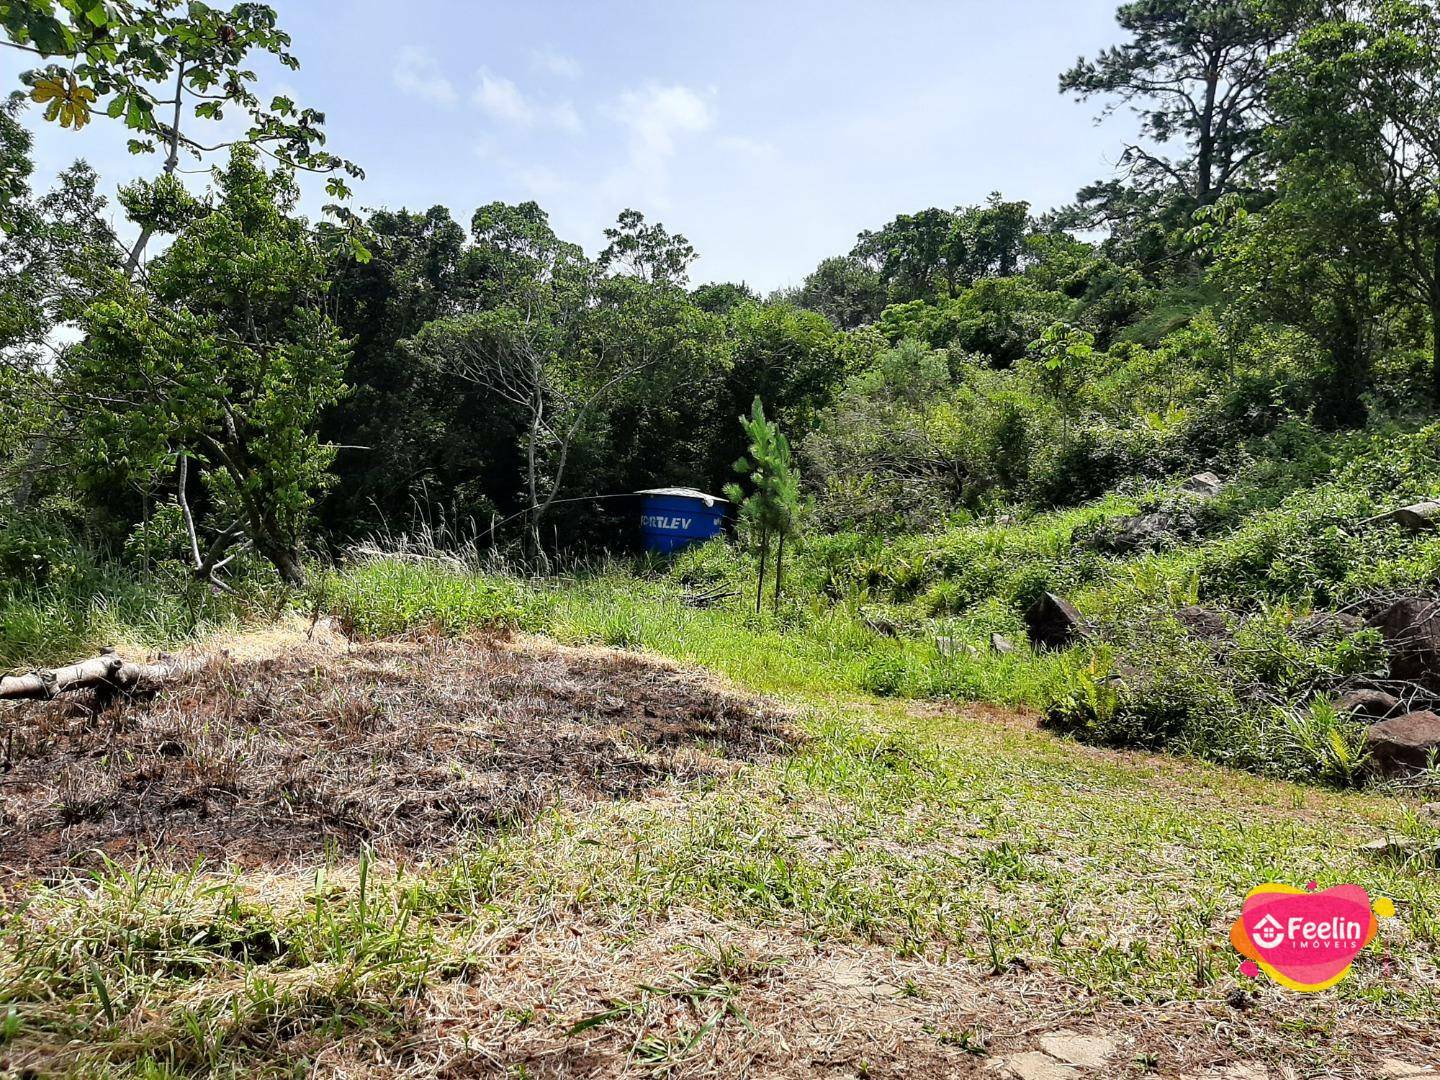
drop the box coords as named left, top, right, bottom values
left=1229, top=883, right=1391, bottom=991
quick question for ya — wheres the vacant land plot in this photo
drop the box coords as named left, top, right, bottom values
left=1, top=627, right=1438, bottom=1078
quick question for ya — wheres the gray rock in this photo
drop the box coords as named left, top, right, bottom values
left=1334, top=688, right=1403, bottom=719
left=935, top=636, right=979, bottom=659
left=1181, top=471, right=1225, bottom=498
left=1025, top=593, right=1087, bottom=650
left=1036, top=1031, right=1117, bottom=1068
left=1372, top=599, right=1440, bottom=691
left=863, top=612, right=900, bottom=638
left=1375, top=1059, right=1438, bottom=1079
left=1091, top=508, right=1192, bottom=553
left=1115, top=511, right=1178, bottom=551
left=990, top=632, right=1017, bottom=655
left=1359, top=836, right=1440, bottom=867
left=1365, top=710, right=1440, bottom=775
left=1294, top=610, right=1367, bottom=640
left=991, top=1052, right=1081, bottom=1080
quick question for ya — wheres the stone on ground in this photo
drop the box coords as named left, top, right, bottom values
left=1176, top=605, right=1228, bottom=639
left=1372, top=599, right=1440, bottom=691
left=1365, top=710, right=1440, bottom=775
left=990, top=1051, right=1081, bottom=1080
left=1376, top=501, right=1440, bottom=532
left=990, top=632, right=1017, bottom=655
left=1333, top=688, right=1403, bottom=720
left=1036, top=1031, right=1117, bottom=1068
left=1181, top=471, right=1225, bottom=497
left=1376, top=1059, right=1437, bottom=1078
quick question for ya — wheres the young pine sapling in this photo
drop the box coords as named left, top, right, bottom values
left=725, top=397, right=800, bottom=615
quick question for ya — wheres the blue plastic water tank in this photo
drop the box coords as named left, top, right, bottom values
left=637, top=488, right=728, bottom=554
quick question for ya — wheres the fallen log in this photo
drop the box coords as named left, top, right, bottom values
left=0, top=650, right=181, bottom=702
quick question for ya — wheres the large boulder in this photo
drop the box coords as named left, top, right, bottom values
left=1181, top=471, right=1225, bottom=498
left=1334, top=688, right=1403, bottom=720
left=1372, top=598, right=1440, bottom=691
left=1365, top=710, right=1440, bottom=776
left=1025, top=592, right=1087, bottom=650
left=1294, top=610, right=1367, bottom=641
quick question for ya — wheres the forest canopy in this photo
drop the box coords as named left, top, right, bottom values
left=2, top=0, right=1440, bottom=586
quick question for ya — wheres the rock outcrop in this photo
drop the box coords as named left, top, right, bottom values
left=1334, top=688, right=1403, bottom=720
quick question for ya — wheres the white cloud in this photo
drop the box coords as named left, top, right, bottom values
left=393, top=46, right=457, bottom=107
left=531, top=47, right=582, bottom=80
left=613, top=84, right=713, bottom=163
left=597, top=84, right=715, bottom=213
left=473, top=69, right=581, bottom=132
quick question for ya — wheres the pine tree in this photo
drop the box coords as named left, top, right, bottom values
left=724, top=398, right=800, bottom=614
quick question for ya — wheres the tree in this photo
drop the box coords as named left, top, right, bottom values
left=319, top=205, right=474, bottom=533
left=718, top=301, right=845, bottom=446
left=690, top=280, right=758, bottom=315
left=725, top=398, right=799, bottom=615
left=1061, top=0, right=1297, bottom=232
left=852, top=196, right=1033, bottom=304
left=2, top=0, right=362, bottom=273
left=1204, top=176, right=1384, bottom=426
left=1269, top=0, right=1440, bottom=397
left=598, top=208, right=695, bottom=286
left=854, top=207, right=955, bottom=302
left=63, top=147, right=348, bottom=587
left=0, top=103, right=113, bottom=362
left=407, top=251, right=720, bottom=557
left=0, top=102, right=116, bottom=511
left=1030, top=322, right=1097, bottom=433
left=802, top=340, right=960, bottom=530
left=950, top=196, right=1031, bottom=281
left=795, top=255, right=885, bottom=329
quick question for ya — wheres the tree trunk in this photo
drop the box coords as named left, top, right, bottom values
left=772, top=532, right=785, bottom=615
left=755, top=530, right=769, bottom=615
left=1431, top=251, right=1440, bottom=402
left=123, top=61, right=185, bottom=278
left=0, top=652, right=184, bottom=701
left=1321, top=292, right=1368, bottom=429
left=526, top=387, right=543, bottom=560
left=1196, top=57, right=1219, bottom=205
left=264, top=542, right=307, bottom=589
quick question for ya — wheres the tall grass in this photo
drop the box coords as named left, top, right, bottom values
left=316, top=557, right=1071, bottom=707
left=0, top=564, right=260, bottom=671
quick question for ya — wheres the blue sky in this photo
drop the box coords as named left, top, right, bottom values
left=11, top=0, right=1135, bottom=291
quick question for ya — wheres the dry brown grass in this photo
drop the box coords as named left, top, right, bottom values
left=0, top=631, right=794, bottom=881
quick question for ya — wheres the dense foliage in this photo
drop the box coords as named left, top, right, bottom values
left=8, top=0, right=1440, bottom=786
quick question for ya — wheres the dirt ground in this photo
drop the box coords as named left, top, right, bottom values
left=0, top=629, right=794, bottom=880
